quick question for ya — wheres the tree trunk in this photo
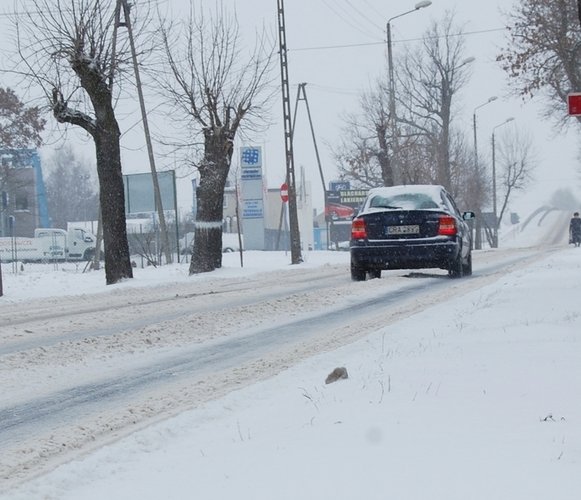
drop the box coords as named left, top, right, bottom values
left=95, top=124, right=133, bottom=284
left=51, top=86, right=133, bottom=285
left=189, top=130, right=232, bottom=275
left=439, top=92, right=452, bottom=190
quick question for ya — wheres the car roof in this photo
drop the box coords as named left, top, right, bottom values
left=367, top=184, right=446, bottom=198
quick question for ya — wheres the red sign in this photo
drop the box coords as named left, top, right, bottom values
left=280, top=183, right=289, bottom=202
left=568, top=93, right=581, bottom=116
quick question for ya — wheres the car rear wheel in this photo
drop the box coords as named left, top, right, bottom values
left=351, top=264, right=367, bottom=281
left=448, top=252, right=464, bottom=279
left=368, top=269, right=381, bottom=279
left=462, top=253, right=472, bottom=276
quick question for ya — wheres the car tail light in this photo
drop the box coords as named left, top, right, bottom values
left=438, top=215, right=457, bottom=236
left=351, top=218, right=367, bottom=239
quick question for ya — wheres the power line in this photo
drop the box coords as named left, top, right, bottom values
left=361, top=0, right=386, bottom=20
left=340, top=0, right=385, bottom=34
left=318, top=0, right=382, bottom=41
left=291, top=40, right=384, bottom=52
left=290, top=27, right=507, bottom=53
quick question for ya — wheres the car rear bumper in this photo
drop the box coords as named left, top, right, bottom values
left=350, top=239, right=460, bottom=270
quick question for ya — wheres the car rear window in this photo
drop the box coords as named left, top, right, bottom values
left=368, top=193, right=440, bottom=210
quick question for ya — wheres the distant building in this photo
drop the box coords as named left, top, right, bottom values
left=0, top=149, right=50, bottom=237
left=222, top=179, right=313, bottom=251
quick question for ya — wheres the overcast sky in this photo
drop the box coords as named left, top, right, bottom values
left=1, top=0, right=579, bottom=216
left=226, top=0, right=579, bottom=216
left=265, top=0, right=580, bottom=215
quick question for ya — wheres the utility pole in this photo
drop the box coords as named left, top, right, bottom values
left=119, top=0, right=173, bottom=264
left=386, top=21, right=397, bottom=185
left=472, top=96, right=497, bottom=250
left=386, top=2, right=432, bottom=185
left=277, top=0, right=302, bottom=264
left=293, top=83, right=329, bottom=249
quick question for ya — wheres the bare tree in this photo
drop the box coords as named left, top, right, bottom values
left=0, top=87, right=46, bottom=202
left=44, top=146, right=99, bottom=229
left=0, top=87, right=45, bottom=295
left=335, top=13, right=476, bottom=198
left=481, top=128, right=536, bottom=247
left=550, top=187, right=579, bottom=209
left=0, top=87, right=45, bottom=150
left=498, top=0, right=581, bottom=125
left=12, top=0, right=135, bottom=284
left=398, top=12, right=474, bottom=192
left=334, top=80, right=392, bottom=188
left=495, top=128, right=536, bottom=228
left=160, top=5, right=274, bottom=275
left=455, top=132, right=489, bottom=215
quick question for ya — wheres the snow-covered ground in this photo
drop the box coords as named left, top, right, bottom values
left=0, top=248, right=347, bottom=303
left=1, top=211, right=580, bottom=499
left=0, top=210, right=566, bottom=303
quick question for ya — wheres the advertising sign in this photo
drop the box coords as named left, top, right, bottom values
left=242, top=199, right=264, bottom=219
left=240, top=146, right=265, bottom=249
left=329, top=180, right=351, bottom=192
left=124, top=171, right=176, bottom=214
left=325, top=189, right=368, bottom=222
left=240, top=146, right=262, bottom=168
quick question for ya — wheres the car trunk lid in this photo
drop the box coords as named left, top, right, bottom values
left=356, top=210, right=448, bottom=240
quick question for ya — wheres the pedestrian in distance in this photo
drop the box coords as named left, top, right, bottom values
left=569, top=212, right=581, bottom=247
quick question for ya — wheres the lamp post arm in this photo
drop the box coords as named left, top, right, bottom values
left=387, top=8, right=417, bottom=24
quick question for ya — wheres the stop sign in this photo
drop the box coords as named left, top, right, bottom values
left=280, top=183, right=289, bottom=202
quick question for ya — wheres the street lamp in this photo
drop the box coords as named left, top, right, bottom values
left=472, top=96, right=498, bottom=249
left=387, top=1, right=431, bottom=184
left=491, top=117, right=515, bottom=248
left=460, top=56, right=476, bottom=66
left=473, top=96, right=498, bottom=170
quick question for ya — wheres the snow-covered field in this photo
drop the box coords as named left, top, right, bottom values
left=1, top=211, right=580, bottom=499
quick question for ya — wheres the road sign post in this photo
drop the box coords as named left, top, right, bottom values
left=280, top=183, right=289, bottom=203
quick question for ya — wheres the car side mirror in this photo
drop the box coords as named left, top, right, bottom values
left=462, top=211, right=475, bottom=220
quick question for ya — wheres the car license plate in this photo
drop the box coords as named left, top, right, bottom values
left=387, top=224, right=420, bottom=235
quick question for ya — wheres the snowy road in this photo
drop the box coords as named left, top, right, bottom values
left=0, top=230, right=566, bottom=490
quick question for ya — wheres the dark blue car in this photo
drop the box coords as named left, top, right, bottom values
left=350, top=185, right=475, bottom=281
